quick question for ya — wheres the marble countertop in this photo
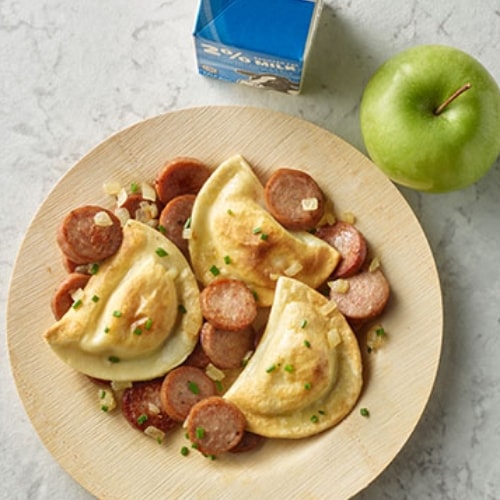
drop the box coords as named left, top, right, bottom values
left=1, top=1, right=499, bottom=499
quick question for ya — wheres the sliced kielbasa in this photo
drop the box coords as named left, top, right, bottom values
left=264, top=168, right=324, bottom=231
left=199, top=278, right=258, bottom=332
left=183, top=340, right=211, bottom=370
left=316, top=222, right=367, bottom=278
left=122, top=379, right=178, bottom=434
left=229, top=431, right=265, bottom=454
left=186, top=396, right=246, bottom=456
left=159, top=366, right=216, bottom=422
left=329, top=269, right=390, bottom=320
left=155, top=157, right=211, bottom=205
left=51, top=272, right=91, bottom=320
left=158, top=194, right=196, bottom=257
left=56, top=205, right=123, bottom=265
left=200, top=322, right=255, bottom=370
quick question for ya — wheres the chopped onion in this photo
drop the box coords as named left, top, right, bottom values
left=70, top=287, right=84, bottom=302
left=114, top=207, right=130, bottom=226
left=141, top=182, right=156, bottom=202
left=98, top=388, right=117, bottom=412
left=301, top=197, right=319, bottom=211
left=144, top=426, right=165, bottom=443
left=103, top=181, right=122, bottom=196
left=327, top=327, right=341, bottom=348
left=342, top=211, right=356, bottom=224
left=147, top=402, right=161, bottom=415
left=110, top=380, right=132, bottom=391
left=366, top=324, right=387, bottom=352
left=328, top=279, right=350, bottom=294
left=116, top=188, right=128, bottom=208
left=182, top=228, right=192, bottom=240
left=94, top=211, right=113, bottom=227
left=205, top=363, right=226, bottom=381
left=368, top=257, right=380, bottom=272
left=284, top=261, right=303, bottom=277
left=320, top=300, right=338, bottom=317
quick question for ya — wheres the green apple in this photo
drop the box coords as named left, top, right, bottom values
left=360, top=45, right=500, bottom=193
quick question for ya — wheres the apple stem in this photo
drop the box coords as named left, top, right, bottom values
left=434, top=83, right=472, bottom=115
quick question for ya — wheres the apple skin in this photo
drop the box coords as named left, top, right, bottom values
left=360, top=45, right=500, bottom=193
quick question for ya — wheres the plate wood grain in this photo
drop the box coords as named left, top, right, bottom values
left=7, top=106, right=442, bottom=500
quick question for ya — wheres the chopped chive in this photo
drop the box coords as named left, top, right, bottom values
left=113, top=310, right=122, bottom=318
left=101, top=405, right=109, bottom=412
left=188, top=381, right=200, bottom=394
left=284, top=364, right=294, bottom=373
left=92, top=295, right=100, bottom=303
left=301, top=319, right=308, bottom=329
left=72, top=299, right=83, bottom=309
left=90, top=263, right=99, bottom=275
left=227, top=208, right=235, bottom=216
left=209, top=264, right=220, bottom=276
left=130, top=181, right=139, bottom=193
left=215, top=380, right=223, bottom=392
left=108, top=355, right=120, bottom=363
left=184, top=216, right=192, bottom=229
left=376, top=327, right=386, bottom=337
left=191, top=443, right=199, bottom=450
left=207, top=454, right=216, bottom=461
left=100, top=390, right=106, bottom=399
left=260, top=232, right=269, bottom=241
left=266, top=364, right=276, bottom=373
left=137, top=414, right=148, bottom=425
left=181, top=446, right=189, bottom=456
left=158, top=224, right=166, bottom=234
left=252, top=290, right=259, bottom=301
left=178, top=304, right=187, bottom=314
left=145, top=318, right=153, bottom=330
left=156, top=437, right=162, bottom=444
left=196, top=427, right=205, bottom=439
left=304, top=339, right=311, bottom=348
left=133, top=327, right=142, bottom=336
left=252, top=226, right=262, bottom=234
left=360, top=408, right=370, bottom=417
left=104, top=326, right=110, bottom=334
left=304, top=382, right=312, bottom=390
left=318, top=409, right=326, bottom=415
left=224, top=255, right=231, bottom=265
left=155, top=247, right=168, bottom=257
left=310, top=414, right=319, bottom=423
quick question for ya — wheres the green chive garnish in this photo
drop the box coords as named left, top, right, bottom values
left=188, top=381, right=200, bottom=394
left=181, top=446, right=189, bottom=456
left=137, top=414, right=148, bottom=425
left=72, top=299, right=82, bottom=309
left=215, top=380, right=223, bottom=392
left=284, top=364, right=294, bottom=373
left=310, top=414, right=319, bottom=423
left=133, top=327, right=142, bottom=336
left=376, top=327, right=386, bottom=337
left=260, top=233, right=269, bottom=241
left=224, top=255, right=231, bottom=265
left=209, top=265, right=220, bottom=276
left=104, top=326, right=110, bottom=334
left=304, top=339, right=311, bottom=348
left=304, top=382, right=312, bottom=390
left=178, top=304, right=187, bottom=314
left=90, top=263, right=99, bottom=275
left=195, top=427, right=205, bottom=439
left=156, top=247, right=168, bottom=257
left=227, top=209, right=234, bottom=216
left=100, top=390, right=106, bottom=399
left=101, top=405, right=109, bottom=412
left=108, top=355, right=120, bottom=363
left=130, top=182, right=139, bottom=193
left=145, top=318, right=153, bottom=330
left=252, top=226, right=262, bottom=234
left=301, top=319, right=308, bottom=329
left=113, top=310, right=122, bottom=318
left=184, top=217, right=192, bottom=229
left=92, top=295, right=100, bottom=303
left=360, top=408, right=370, bottom=417
left=266, top=364, right=276, bottom=373
left=158, top=224, right=166, bottom=234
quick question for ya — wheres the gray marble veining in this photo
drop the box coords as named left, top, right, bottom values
left=1, top=1, right=500, bottom=499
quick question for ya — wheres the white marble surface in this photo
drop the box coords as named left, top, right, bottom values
left=1, top=1, right=499, bottom=499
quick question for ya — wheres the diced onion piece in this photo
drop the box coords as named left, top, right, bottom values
left=94, top=211, right=114, bottom=227
left=147, top=402, right=161, bottom=415
left=328, top=279, right=350, bottom=294
left=110, top=380, right=132, bottom=391
left=301, top=197, right=319, bottom=211
left=369, top=257, right=381, bottom=272
left=342, top=211, right=356, bottom=224
left=103, top=181, right=122, bottom=196
left=141, top=182, right=156, bottom=202
left=114, top=207, right=131, bottom=227
left=144, top=425, right=165, bottom=443
left=323, top=212, right=337, bottom=225
left=269, top=272, right=281, bottom=281
left=327, top=328, right=341, bottom=349
left=320, top=300, right=338, bottom=317
left=182, top=228, right=192, bottom=240
left=205, top=363, right=226, bottom=381
left=366, top=324, right=387, bottom=352
left=242, top=350, right=254, bottom=366
left=116, top=188, right=128, bottom=208
left=70, top=287, right=84, bottom=302
left=284, top=261, right=303, bottom=277
left=98, top=388, right=117, bottom=412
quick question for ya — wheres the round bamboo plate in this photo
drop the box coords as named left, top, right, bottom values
left=7, top=106, right=442, bottom=499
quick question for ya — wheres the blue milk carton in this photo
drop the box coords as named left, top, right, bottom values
left=193, top=0, right=323, bottom=94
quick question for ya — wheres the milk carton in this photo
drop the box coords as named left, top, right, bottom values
left=193, top=0, right=323, bottom=94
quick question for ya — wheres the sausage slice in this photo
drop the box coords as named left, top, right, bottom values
left=57, top=205, right=123, bottom=264
left=329, top=269, right=390, bottom=320
left=200, top=322, right=255, bottom=370
left=316, top=222, right=367, bottom=278
left=186, top=396, right=246, bottom=455
left=155, top=157, right=211, bottom=205
left=51, top=272, right=91, bottom=320
left=199, top=278, right=258, bottom=331
left=122, top=379, right=178, bottom=434
left=264, top=168, right=324, bottom=230
left=158, top=194, right=196, bottom=256
left=160, top=366, right=216, bottom=422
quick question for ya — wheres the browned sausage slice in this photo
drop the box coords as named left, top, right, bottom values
left=200, top=322, right=255, bottom=370
left=316, top=222, right=367, bottom=278
left=51, top=272, right=91, bottom=320
left=122, top=379, right=178, bottom=434
left=57, top=205, right=123, bottom=264
left=155, top=157, right=211, bottom=205
left=186, top=396, right=246, bottom=455
left=264, top=168, right=325, bottom=230
left=183, top=340, right=211, bottom=370
left=160, top=366, right=216, bottom=422
left=158, top=194, right=196, bottom=256
left=329, top=269, right=390, bottom=320
left=229, top=431, right=265, bottom=454
left=199, top=278, right=258, bottom=331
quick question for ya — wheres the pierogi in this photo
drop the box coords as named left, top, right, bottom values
left=188, top=155, right=340, bottom=306
left=44, top=219, right=202, bottom=381
left=224, top=276, right=363, bottom=438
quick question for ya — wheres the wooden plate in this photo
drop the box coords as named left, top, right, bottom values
left=7, top=106, right=442, bottom=499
